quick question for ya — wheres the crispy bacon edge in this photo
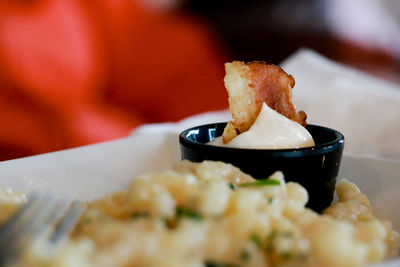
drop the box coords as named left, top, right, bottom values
left=222, top=61, right=307, bottom=144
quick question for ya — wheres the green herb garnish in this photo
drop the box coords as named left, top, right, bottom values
left=228, top=182, right=237, bottom=191
left=268, top=229, right=279, bottom=239
left=280, top=251, right=293, bottom=261
left=131, top=211, right=150, bottom=219
left=176, top=206, right=203, bottom=221
left=266, top=230, right=294, bottom=252
left=250, top=233, right=263, bottom=248
left=238, top=179, right=280, bottom=187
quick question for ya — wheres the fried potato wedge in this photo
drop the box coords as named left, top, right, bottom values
left=222, top=61, right=307, bottom=144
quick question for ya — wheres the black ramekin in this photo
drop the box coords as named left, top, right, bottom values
left=179, top=122, right=345, bottom=212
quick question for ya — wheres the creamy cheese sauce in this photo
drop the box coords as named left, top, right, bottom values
left=210, top=103, right=315, bottom=149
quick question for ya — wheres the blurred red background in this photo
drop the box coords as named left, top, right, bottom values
left=0, top=0, right=399, bottom=161
left=0, top=0, right=228, bottom=161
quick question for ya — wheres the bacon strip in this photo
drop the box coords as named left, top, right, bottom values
left=222, top=61, right=307, bottom=144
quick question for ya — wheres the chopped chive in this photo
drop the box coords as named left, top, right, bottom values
left=267, top=230, right=293, bottom=240
left=131, top=211, right=150, bottom=219
left=268, top=230, right=279, bottom=239
left=176, top=206, right=203, bottom=221
left=266, top=230, right=279, bottom=251
left=250, top=233, right=262, bottom=248
left=267, top=198, right=274, bottom=204
left=266, top=230, right=294, bottom=252
left=280, top=251, right=293, bottom=261
left=238, top=179, right=280, bottom=187
left=228, top=182, right=237, bottom=190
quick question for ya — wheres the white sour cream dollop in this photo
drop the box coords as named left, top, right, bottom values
left=210, top=102, right=315, bottom=149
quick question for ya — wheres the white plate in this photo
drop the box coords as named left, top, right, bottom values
left=0, top=137, right=399, bottom=266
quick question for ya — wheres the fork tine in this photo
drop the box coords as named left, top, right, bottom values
left=0, top=194, right=43, bottom=264
left=0, top=194, right=59, bottom=265
left=0, top=194, right=84, bottom=266
left=0, top=193, right=40, bottom=241
left=50, top=201, right=86, bottom=244
left=0, top=193, right=43, bottom=257
left=12, top=196, right=68, bottom=251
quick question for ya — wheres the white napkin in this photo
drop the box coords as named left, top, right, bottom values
left=281, top=49, right=400, bottom=161
left=135, top=49, right=400, bottom=161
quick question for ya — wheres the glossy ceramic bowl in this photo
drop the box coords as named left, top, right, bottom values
left=179, top=122, right=345, bottom=212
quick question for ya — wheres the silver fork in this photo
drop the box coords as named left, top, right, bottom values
left=0, top=193, right=86, bottom=266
